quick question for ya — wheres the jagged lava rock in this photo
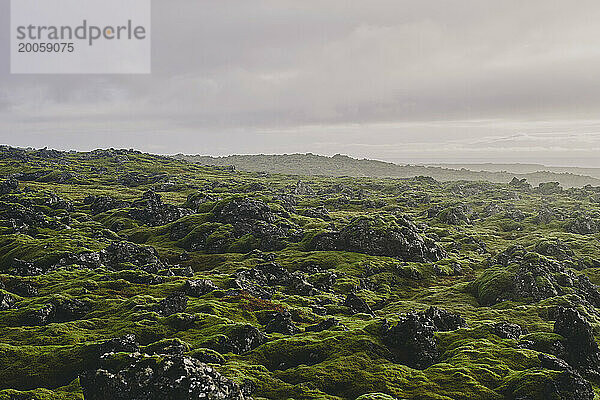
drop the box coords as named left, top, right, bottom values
left=309, top=215, right=445, bottom=262
left=80, top=355, right=247, bottom=400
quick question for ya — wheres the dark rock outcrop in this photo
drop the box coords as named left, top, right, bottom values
left=309, top=215, right=445, bottom=262
left=84, top=195, right=130, bottom=214
left=0, top=291, right=16, bottom=310
left=0, top=178, right=18, bottom=195
left=473, top=245, right=600, bottom=306
left=57, top=241, right=164, bottom=273
left=155, top=293, right=188, bottom=316
left=300, top=206, right=331, bottom=221
left=264, top=311, right=300, bottom=335
left=436, top=205, right=471, bottom=225
left=129, top=191, right=192, bottom=226
left=184, top=279, right=217, bottom=297
left=566, top=214, right=600, bottom=235
left=344, top=293, right=373, bottom=315
left=534, top=240, right=574, bottom=261
left=382, top=307, right=466, bottom=369
left=80, top=355, right=247, bottom=400
left=9, top=259, right=44, bottom=276
left=6, top=280, right=38, bottom=297
left=544, top=371, right=594, bottom=400
left=97, top=334, right=140, bottom=357
left=232, top=263, right=293, bottom=299
left=215, top=325, right=267, bottom=355
left=53, top=298, right=91, bottom=322
left=117, top=172, right=168, bottom=187
left=492, top=322, right=524, bottom=340
left=215, top=198, right=300, bottom=251
left=24, top=304, right=56, bottom=325
left=553, top=307, right=600, bottom=376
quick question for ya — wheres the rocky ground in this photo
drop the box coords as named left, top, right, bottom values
left=1, top=146, right=600, bottom=399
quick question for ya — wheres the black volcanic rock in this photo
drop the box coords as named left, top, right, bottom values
left=0, top=291, right=16, bottom=310
left=24, top=304, right=56, bottom=326
left=0, top=178, right=18, bottom=195
left=215, top=325, right=267, bottom=355
left=300, top=206, right=331, bottom=221
left=309, top=215, right=445, bottom=262
left=129, top=190, right=192, bottom=226
left=155, top=292, right=188, bottom=316
left=184, top=279, right=217, bottom=297
left=567, top=214, right=600, bottom=235
left=553, top=307, right=600, bottom=376
left=100, top=242, right=164, bottom=272
left=232, top=262, right=293, bottom=299
left=492, top=322, right=524, bottom=340
left=383, top=307, right=466, bottom=369
left=53, top=298, right=91, bottom=322
left=215, top=197, right=299, bottom=251
left=80, top=355, right=247, bottom=400
left=344, top=293, right=373, bottom=315
left=9, top=259, right=43, bottom=276
left=534, top=240, right=574, bottom=261
left=97, top=334, right=140, bottom=358
left=437, top=205, right=471, bottom=225
left=473, top=245, right=600, bottom=305
left=544, top=371, right=594, bottom=400
left=264, top=311, right=300, bottom=335
left=84, top=195, right=130, bottom=214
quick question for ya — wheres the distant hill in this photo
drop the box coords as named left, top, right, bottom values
left=430, top=163, right=600, bottom=179
left=175, top=153, right=600, bottom=188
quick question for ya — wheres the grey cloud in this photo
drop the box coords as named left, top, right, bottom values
left=2, top=0, right=600, bottom=165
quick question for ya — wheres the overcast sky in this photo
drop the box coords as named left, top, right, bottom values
left=2, top=0, right=600, bottom=166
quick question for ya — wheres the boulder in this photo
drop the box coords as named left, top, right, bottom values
left=553, top=307, right=600, bottom=375
left=155, top=293, right=188, bottom=316
left=129, top=190, right=192, bottom=226
left=84, top=195, right=130, bottom=214
left=492, top=322, right=524, bottom=340
left=509, top=177, right=531, bottom=190
left=9, top=259, right=44, bottom=276
left=216, top=325, right=267, bottom=355
left=80, top=355, right=247, bottom=400
left=6, top=280, right=38, bottom=297
left=544, top=371, right=594, bottom=400
left=300, top=206, right=331, bottom=221
left=344, top=293, right=373, bottom=315
left=53, top=298, right=91, bottom=322
left=472, top=246, right=600, bottom=306
left=566, top=214, right=600, bottom=235
left=24, top=304, right=56, bottom=325
left=215, top=198, right=299, bottom=251
left=99, top=242, right=164, bottom=272
left=309, top=215, right=445, bottom=262
left=232, top=263, right=292, bottom=299
left=0, top=291, right=16, bottom=310
left=0, top=178, right=18, bottom=195
left=534, top=240, right=574, bottom=261
left=185, top=192, right=219, bottom=212
left=97, top=334, right=139, bottom=358
left=382, top=307, right=466, bottom=369
left=184, top=279, right=217, bottom=297
left=264, top=311, right=300, bottom=335
left=436, top=205, right=471, bottom=225
left=117, top=172, right=167, bottom=187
